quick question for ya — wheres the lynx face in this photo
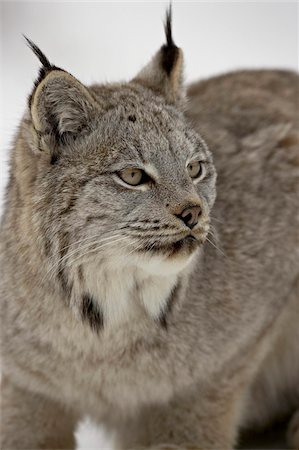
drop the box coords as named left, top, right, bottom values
left=24, top=19, right=216, bottom=303
left=31, top=83, right=216, bottom=281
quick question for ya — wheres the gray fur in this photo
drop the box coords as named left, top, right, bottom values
left=1, top=13, right=298, bottom=450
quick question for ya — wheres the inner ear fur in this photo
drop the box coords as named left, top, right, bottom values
left=30, top=70, right=98, bottom=139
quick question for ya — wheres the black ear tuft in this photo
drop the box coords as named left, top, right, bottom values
left=132, top=4, right=184, bottom=104
left=24, top=35, right=52, bottom=70
left=24, top=36, right=65, bottom=107
left=161, top=5, right=179, bottom=75
left=164, top=5, right=175, bottom=48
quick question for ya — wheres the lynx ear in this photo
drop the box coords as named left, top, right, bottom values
left=133, top=7, right=184, bottom=104
left=25, top=37, right=97, bottom=154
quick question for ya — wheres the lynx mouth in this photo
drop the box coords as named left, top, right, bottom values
left=141, top=234, right=202, bottom=257
left=168, top=236, right=199, bottom=256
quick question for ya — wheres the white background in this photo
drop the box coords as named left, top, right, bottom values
left=0, top=1, right=298, bottom=448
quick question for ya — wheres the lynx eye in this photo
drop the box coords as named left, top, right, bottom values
left=187, top=160, right=203, bottom=179
left=118, top=168, right=148, bottom=186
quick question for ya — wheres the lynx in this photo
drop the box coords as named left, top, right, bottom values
left=1, top=9, right=298, bottom=450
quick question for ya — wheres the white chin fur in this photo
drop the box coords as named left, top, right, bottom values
left=114, top=247, right=197, bottom=277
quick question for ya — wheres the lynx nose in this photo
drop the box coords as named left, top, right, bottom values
left=176, top=205, right=202, bottom=229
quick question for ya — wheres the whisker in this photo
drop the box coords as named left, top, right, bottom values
left=126, top=230, right=187, bottom=239
left=206, top=236, right=227, bottom=258
left=125, top=238, right=147, bottom=257
left=208, top=228, right=228, bottom=259
left=64, top=236, right=132, bottom=269
left=210, top=215, right=224, bottom=224
left=59, top=231, right=124, bottom=253
left=44, top=233, right=125, bottom=283
left=209, top=227, right=221, bottom=243
left=48, top=220, right=138, bottom=255
left=48, top=233, right=122, bottom=274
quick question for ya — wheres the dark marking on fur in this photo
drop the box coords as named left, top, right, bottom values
left=85, top=214, right=108, bottom=224
left=78, top=265, right=84, bottom=284
left=82, top=294, right=104, bottom=332
left=43, top=236, right=52, bottom=257
left=50, top=153, right=59, bottom=165
left=78, top=177, right=95, bottom=190
left=14, top=181, right=22, bottom=207
left=161, top=6, right=180, bottom=76
left=159, top=312, right=168, bottom=329
left=57, top=232, right=72, bottom=295
left=129, top=224, right=171, bottom=232
left=57, top=268, right=72, bottom=297
left=61, top=194, right=77, bottom=216
left=128, top=115, right=136, bottom=122
left=158, top=280, right=180, bottom=329
left=279, top=134, right=298, bottom=148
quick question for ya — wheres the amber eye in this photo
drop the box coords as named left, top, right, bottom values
left=118, top=168, right=148, bottom=186
left=187, top=160, right=203, bottom=179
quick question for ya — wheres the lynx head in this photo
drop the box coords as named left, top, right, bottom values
left=22, top=9, right=217, bottom=323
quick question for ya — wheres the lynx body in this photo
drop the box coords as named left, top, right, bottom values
left=1, top=12, right=298, bottom=449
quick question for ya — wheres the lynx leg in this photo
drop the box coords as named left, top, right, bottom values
left=287, top=409, right=299, bottom=449
left=0, top=375, right=78, bottom=449
left=115, top=382, right=245, bottom=450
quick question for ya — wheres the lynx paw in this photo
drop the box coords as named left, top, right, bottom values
left=287, top=409, right=299, bottom=449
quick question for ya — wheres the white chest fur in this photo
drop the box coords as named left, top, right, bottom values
left=82, top=261, right=177, bottom=325
left=82, top=250, right=195, bottom=326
